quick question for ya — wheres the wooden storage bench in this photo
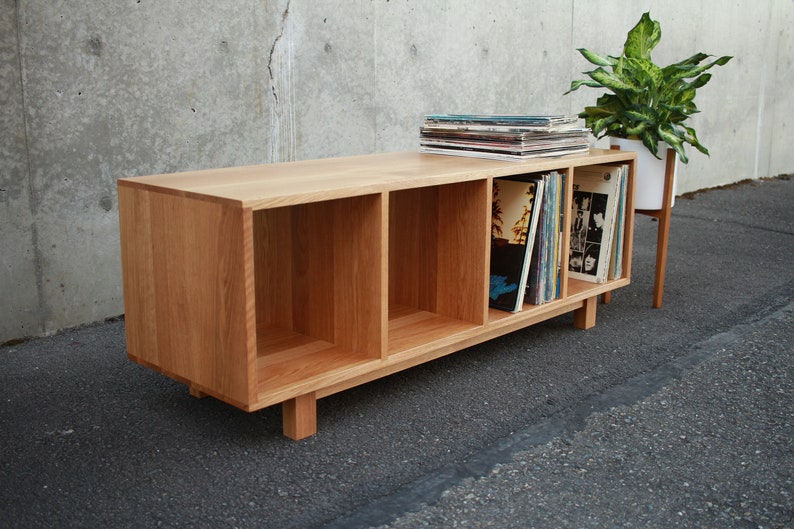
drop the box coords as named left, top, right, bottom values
left=118, top=149, right=637, bottom=439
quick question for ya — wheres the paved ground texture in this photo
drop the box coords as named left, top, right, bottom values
left=374, top=302, right=794, bottom=529
left=1, top=175, right=792, bottom=529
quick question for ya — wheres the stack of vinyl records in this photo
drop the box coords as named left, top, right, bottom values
left=420, top=114, right=590, bottom=161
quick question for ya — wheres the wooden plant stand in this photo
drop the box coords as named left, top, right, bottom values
left=603, top=146, right=675, bottom=308
left=635, top=148, right=676, bottom=308
left=118, top=149, right=637, bottom=440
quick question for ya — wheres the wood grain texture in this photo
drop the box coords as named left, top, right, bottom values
left=283, top=392, right=317, bottom=441
left=254, top=194, right=384, bottom=352
left=435, top=180, right=490, bottom=324
left=119, top=186, right=255, bottom=406
left=389, top=186, right=440, bottom=312
left=118, top=149, right=639, bottom=434
left=118, top=185, right=159, bottom=365
left=118, top=149, right=638, bottom=210
left=389, top=180, right=489, bottom=325
left=573, top=295, right=598, bottom=330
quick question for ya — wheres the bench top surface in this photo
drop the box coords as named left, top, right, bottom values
left=118, top=149, right=636, bottom=209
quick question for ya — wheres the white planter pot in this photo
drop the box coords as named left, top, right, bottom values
left=610, top=137, right=678, bottom=210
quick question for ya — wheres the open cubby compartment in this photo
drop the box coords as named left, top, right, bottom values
left=387, top=179, right=490, bottom=356
left=253, top=193, right=386, bottom=396
left=480, top=169, right=573, bottom=324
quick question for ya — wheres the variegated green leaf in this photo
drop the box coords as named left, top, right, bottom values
left=673, top=52, right=710, bottom=67
left=686, top=73, right=712, bottom=90
left=639, top=130, right=662, bottom=158
left=625, top=122, right=649, bottom=136
left=577, top=48, right=617, bottom=67
left=683, top=125, right=710, bottom=155
left=564, top=78, right=603, bottom=94
left=623, top=12, right=660, bottom=60
left=589, top=115, right=618, bottom=137
left=665, top=55, right=733, bottom=80
left=624, top=57, right=664, bottom=90
left=589, top=68, right=641, bottom=93
left=657, top=126, right=688, bottom=163
left=582, top=106, right=614, bottom=117
left=624, top=108, right=655, bottom=123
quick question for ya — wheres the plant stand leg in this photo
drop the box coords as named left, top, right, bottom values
left=574, top=296, right=598, bottom=329
left=614, top=145, right=675, bottom=308
left=283, top=393, right=317, bottom=440
left=652, top=209, right=671, bottom=308
left=645, top=148, right=676, bottom=308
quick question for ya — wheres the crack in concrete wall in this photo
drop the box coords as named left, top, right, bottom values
left=267, top=0, right=295, bottom=163
left=267, top=5, right=288, bottom=106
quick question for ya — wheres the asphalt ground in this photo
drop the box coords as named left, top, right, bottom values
left=373, top=297, right=794, bottom=529
left=1, top=175, right=792, bottom=529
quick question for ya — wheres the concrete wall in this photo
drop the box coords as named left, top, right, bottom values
left=2, top=0, right=792, bottom=343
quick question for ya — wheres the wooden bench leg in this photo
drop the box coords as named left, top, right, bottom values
left=189, top=386, right=208, bottom=399
left=601, top=291, right=612, bottom=304
left=573, top=296, right=598, bottom=329
left=283, top=393, right=317, bottom=440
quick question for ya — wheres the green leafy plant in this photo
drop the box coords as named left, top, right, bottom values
left=565, top=12, right=732, bottom=163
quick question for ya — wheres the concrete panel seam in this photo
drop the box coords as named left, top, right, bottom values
left=12, top=2, right=46, bottom=336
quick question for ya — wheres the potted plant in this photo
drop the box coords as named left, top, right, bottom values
left=565, top=12, right=732, bottom=209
